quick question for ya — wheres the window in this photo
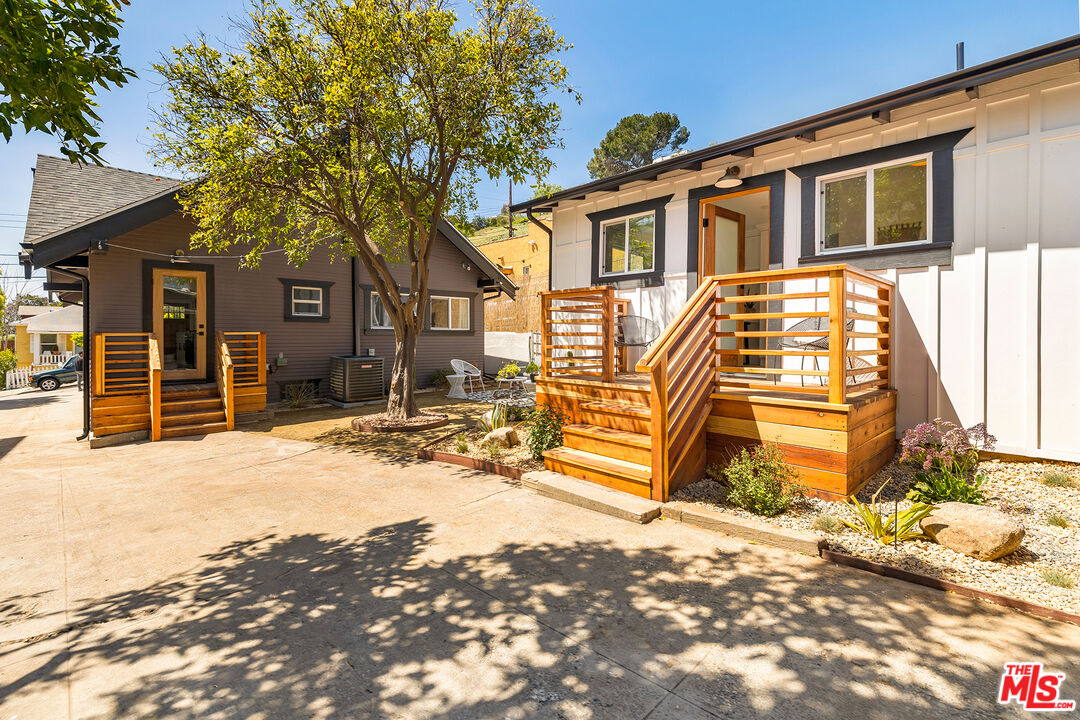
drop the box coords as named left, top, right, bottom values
left=819, top=156, right=930, bottom=252
left=370, top=292, right=409, bottom=330
left=291, top=286, right=323, bottom=316
left=39, top=333, right=59, bottom=354
left=430, top=295, right=470, bottom=331
left=280, top=278, right=333, bottom=321
left=601, top=211, right=655, bottom=275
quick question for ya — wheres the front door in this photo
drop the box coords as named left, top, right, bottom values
left=152, top=267, right=207, bottom=380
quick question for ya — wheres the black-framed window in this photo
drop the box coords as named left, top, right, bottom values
left=370, top=291, right=408, bottom=330
left=280, top=278, right=333, bottom=321
left=587, top=195, right=671, bottom=287
left=794, top=129, right=971, bottom=266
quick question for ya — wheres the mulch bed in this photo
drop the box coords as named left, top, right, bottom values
left=351, top=412, right=449, bottom=433
left=421, top=425, right=544, bottom=477
left=674, top=454, right=1080, bottom=615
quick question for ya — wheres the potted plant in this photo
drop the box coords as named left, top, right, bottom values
left=525, top=361, right=540, bottom=381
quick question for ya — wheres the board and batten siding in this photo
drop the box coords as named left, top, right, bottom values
left=548, top=61, right=1080, bottom=462
left=90, top=212, right=488, bottom=399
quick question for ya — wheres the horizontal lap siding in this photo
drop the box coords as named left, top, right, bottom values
left=90, top=213, right=353, bottom=401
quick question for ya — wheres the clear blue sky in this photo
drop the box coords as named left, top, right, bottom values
left=2, top=0, right=1076, bottom=291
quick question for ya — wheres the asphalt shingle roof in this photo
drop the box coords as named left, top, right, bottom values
left=23, top=155, right=182, bottom=243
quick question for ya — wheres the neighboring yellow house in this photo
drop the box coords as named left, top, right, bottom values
left=474, top=218, right=549, bottom=333
left=13, top=305, right=81, bottom=367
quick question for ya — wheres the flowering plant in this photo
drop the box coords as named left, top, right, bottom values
left=899, top=419, right=996, bottom=473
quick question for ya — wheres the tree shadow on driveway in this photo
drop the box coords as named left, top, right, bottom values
left=1, top=520, right=1072, bottom=718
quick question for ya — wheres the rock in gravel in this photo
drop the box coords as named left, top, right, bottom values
left=482, top=426, right=519, bottom=448
left=920, top=502, right=1026, bottom=561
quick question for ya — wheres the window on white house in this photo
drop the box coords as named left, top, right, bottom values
left=291, top=286, right=323, bottom=316
left=430, top=296, right=470, bottom=330
left=819, top=156, right=930, bottom=252
left=601, top=211, right=655, bottom=275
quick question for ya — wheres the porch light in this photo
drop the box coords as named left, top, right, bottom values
left=714, top=166, right=743, bottom=189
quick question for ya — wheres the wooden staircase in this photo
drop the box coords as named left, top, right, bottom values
left=543, top=398, right=654, bottom=499
left=160, top=384, right=229, bottom=439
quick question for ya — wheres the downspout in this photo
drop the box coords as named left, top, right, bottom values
left=525, top=208, right=553, bottom=291
left=46, top=266, right=91, bottom=440
left=351, top=256, right=358, bottom=355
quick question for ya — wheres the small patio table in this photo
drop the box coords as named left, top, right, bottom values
left=446, top=373, right=468, bottom=399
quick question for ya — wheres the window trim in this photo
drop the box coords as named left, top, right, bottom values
left=279, top=278, right=333, bottom=322
left=429, top=294, right=471, bottom=331
left=815, top=152, right=933, bottom=255
left=291, top=285, right=325, bottom=317
left=599, top=210, right=657, bottom=276
left=586, top=194, right=671, bottom=287
left=369, top=291, right=407, bottom=330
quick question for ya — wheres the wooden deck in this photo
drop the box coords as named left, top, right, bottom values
left=537, top=266, right=897, bottom=501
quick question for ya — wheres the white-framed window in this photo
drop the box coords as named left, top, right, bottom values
left=370, top=292, right=410, bottom=329
left=429, top=295, right=470, bottom=331
left=817, top=154, right=931, bottom=253
left=291, top=286, right=324, bottom=317
left=600, top=211, right=655, bottom=275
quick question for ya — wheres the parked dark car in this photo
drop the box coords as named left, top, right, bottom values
left=32, top=356, right=79, bottom=391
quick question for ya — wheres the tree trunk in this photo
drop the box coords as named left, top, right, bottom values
left=385, top=324, right=419, bottom=420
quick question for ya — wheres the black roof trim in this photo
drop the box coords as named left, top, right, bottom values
left=512, top=34, right=1080, bottom=212
left=437, top=218, right=517, bottom=298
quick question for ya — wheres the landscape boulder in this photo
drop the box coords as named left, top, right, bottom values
left=482, top=426, right=519, bottom=448
left=919, top=502, right=1025, bottom=561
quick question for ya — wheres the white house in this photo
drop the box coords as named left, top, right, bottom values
left=514, top=35, right=1080, bottom=464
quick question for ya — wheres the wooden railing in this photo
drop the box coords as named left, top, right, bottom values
left=637, top=278, right=722, bottom=501
left=220, top=331, right=266, bottom=387
left=711, top=264, right=894, bottom=404
left=539, top=287, right=616, bottom=382
left=148, top=335, right=162, bottom=441
left=92, top=332, right=152, bottom=396
left=216, top=332, right=235, bottom=431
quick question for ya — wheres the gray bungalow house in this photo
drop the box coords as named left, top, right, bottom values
left=19, top=156, right=514, bottom=440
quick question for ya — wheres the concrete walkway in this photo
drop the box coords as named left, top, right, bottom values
left=1, top=387, right=1076, bottom=719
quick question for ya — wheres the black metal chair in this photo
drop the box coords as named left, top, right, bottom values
left=615, top=315, right=661, bottom=351
left=776, top=316, right=856, bottom=386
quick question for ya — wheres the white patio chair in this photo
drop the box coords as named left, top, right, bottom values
left=450, top=359, right=485, bottom=393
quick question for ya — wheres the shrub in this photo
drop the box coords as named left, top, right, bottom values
left=70, top=331, right=84, bottom=349
left=842, top=482, right=935, bottom=545
left=1041, top=568, right=1074, bottom=589
left=907, top=465, right=987, bottom=505
left=1042, top=470, right=1076, bottom=488
left=900, top=419, right=996, bottom=474
left=478, top=402, right=508, bottom=433
left=0, top=350, right=17, bottom=388
left=711, top=443, right=798, bottom=517
left=1046, top=513, right=1069, bottom=529
left=813, top=512, right=842, bottom=534
left=429, top=368, right=453, bottom=387
left=526, top=405, right=566, bottom=460
left=454, top=434, right=469, bottom=454
left=496, top=362, right=521, bottom=380
left=282, top=381, right=317, bottom=408
left=486, top=443, right=502, bottom=458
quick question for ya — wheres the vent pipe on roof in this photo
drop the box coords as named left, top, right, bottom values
left=956, top=42, right=965, bottom=71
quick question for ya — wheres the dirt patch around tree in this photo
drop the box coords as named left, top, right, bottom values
left=674, top=455, right=1080, bottom=615
left=351, top=412, right=449, bottom=433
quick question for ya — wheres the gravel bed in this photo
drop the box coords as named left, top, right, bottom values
left=432, top=425, right=544, bottom=474
left=674, top=455, right=1080, bottom=614
left=356, top=411, right=448, bottom=430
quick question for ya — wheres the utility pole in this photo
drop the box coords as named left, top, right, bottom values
left=508, top=182, right=513, bottom=239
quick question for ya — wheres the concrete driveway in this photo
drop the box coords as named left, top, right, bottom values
left=1, top=387, right=1077, bottom=719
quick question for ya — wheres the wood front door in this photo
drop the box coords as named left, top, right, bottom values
left=152, top=267, right=207, bottom=380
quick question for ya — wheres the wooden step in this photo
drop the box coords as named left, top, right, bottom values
left=161, top=397, right=223, bottom=413
left=578, top=399, right=652, bottom=434
left=562, top=424, right=651, bottom=466
left=543, top=447, right=652, bottom=499
left=160, top=421, right=229, bottom=439
left=161, top=410, right=227, bottom=427
left=161, top=388, right=220, bottom=401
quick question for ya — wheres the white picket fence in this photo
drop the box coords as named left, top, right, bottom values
left=38, top=352, right=72, bottom=366
left=4, top=363, right=60, bottom=390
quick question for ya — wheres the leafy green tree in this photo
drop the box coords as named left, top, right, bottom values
left=531, top=181, right=562, bottom=198
left=0, top=0, right=136, bottom=164
left=154, top=0, right=576, bottom=420
left=587, top=112, right=689, bottom=179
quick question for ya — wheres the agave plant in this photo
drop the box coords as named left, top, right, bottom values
left=478, top=402, right=509, bottom=433
left=842, top=482, right=936, bottom=545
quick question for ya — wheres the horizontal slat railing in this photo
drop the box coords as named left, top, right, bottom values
left=708, top=263, right=894, bottom=404
left=540, top=287, right=615, bottom=382
left=637, top=276, right=721, bottom=501
left=93, top=333, right=151, bottom=396
left=220, top=331, right=266, bottom=387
